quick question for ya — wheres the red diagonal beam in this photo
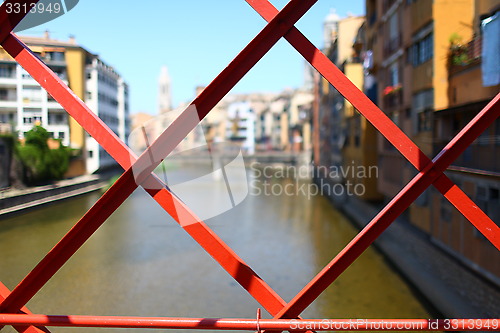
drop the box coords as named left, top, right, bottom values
left=246, top=0, right=499, bottom=251
left=270, top=93, right=500, bottom=320
left=0, top=0, right=317, bottom=317
left=0, top=282, right=50, bottom=333
left=0, top=0, right=39, bottom=43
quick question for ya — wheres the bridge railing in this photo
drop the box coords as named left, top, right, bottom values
left=0, top=0, right=498, bottom=332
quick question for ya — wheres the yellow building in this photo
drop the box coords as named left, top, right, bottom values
left=317, top=13, right=365, bottom=185
left=429, top=0, right=500, bottom=279
left=342, top=24, right=381, bottom=201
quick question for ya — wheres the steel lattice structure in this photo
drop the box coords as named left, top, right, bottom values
left=0, top=0, right=499, bottom=331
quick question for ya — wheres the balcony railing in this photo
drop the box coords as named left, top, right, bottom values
left=383, top=35, right=402, bottom=57
left=449, top=36, right=482, bottom=75
left=0, top=96, right=16, bottom=102
left=434, top=137, right=500, bottom=173
left=383, top=86, right=403, bottom=112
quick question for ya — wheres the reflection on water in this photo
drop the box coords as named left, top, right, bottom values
left=0, top=164, right=431, bottom=332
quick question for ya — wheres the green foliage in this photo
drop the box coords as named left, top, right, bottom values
left=49, top=146, right=71, bottom=179
left=449, top=32, right=463, bottom=46
left=449, top=32, right=470, bottom=66
left=17, top=125, right=71, bottom=185
left=25, top=125, right=51, bottom=149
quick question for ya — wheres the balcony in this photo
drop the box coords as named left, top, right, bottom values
left=383, top=35, right=402, bottom=57
left=48, top=113, right=68, bottom=126
left=434, top=139, right=500, bottom=174
left=0, top=92, right=17, bottom=103
left=382, top=85, right=403, bottom=112
left=449, top=36, right=482, bottom=76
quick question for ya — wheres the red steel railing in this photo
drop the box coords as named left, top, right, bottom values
left=0, top=1, right=499, bottom=332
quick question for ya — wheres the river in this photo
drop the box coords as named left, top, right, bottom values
left=0, top=163, right=432, bottom=332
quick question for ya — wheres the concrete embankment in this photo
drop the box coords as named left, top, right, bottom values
left=0, top=175, right=108, bottom=217
left=313, top=175, right=500, bottom=319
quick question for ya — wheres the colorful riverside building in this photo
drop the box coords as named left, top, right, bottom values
left=316, top=10, right=381, bottom=201
left=314, top=1, right=499, bottom=315
left=364, top=0, right=499, bottom=281
left=430, top=0, right=500, bottom=281
left=0, top=33, right=129, bottom=174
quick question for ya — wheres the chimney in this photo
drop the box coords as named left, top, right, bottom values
left=69, top=35, right=76, bottom=44
left=44, top=30, right=50, bottom=39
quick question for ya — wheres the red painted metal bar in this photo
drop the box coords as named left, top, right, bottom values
left=0, top=0, right=39, bottom=43
left=268, top=93, right=500, bottom=320
left=1, top=314, right=499, bottom=331
left=0, top=0, right=317, bottom=317
left=245, top=0, right=500, bottom=251
left=0, top=0, right=496, bottom=331
left=0, top=283, right=49, bottom=333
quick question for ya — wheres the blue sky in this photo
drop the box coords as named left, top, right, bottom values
left=20, top=0, right=364, bottom=114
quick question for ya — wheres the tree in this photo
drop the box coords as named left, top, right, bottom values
left=17, top=125, right=71, bottom=185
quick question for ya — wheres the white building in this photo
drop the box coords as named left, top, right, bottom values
left=85, top=57, right=129, bottom=173
left=226, top=101, right=255, bottom=155
left=0, top=56, right=70, bottom=146
left=0, top=35, right=129, bottom=175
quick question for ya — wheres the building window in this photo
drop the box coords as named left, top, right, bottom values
left=389, top=61, right=399, bottom=86
left=0, top=64, right=15, bottom=78
left=413, top=89, right=434, bottom=132
left=48, top=113, right=66, bottom=125
left=51, top=52, right=65, bottom=62
left=1, top=113, right=16, bottom=125
left=388, top=11, right=399, bottom=42
left=417, top=110, right=432, bottom=132
left=0, top=89, right=8, bottom=101
left=23, top=86, right=43, bottom=103
left=411, top=33, right=433, bottom=67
